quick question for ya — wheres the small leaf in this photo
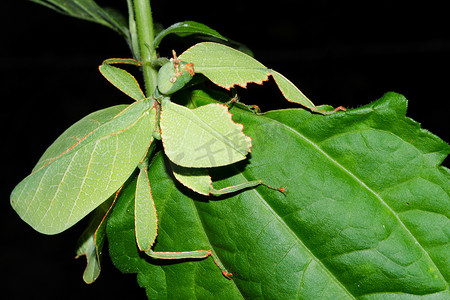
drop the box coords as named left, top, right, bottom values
left=30, top=0, right=129, bottom=40
left=33, top=105, right=127, bottom=171
left=160, top=98, right=252, bottom=168
left=99, top=62, right=145, bottom=101
left=75, top=195, right=114, bottom=283
left=153, top=21, right=227, bottom=48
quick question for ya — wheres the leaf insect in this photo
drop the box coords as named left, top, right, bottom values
left=12, top=44, right=302, bottom=279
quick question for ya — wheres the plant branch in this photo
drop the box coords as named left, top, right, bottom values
left=133, top=0, right=158, bottom=96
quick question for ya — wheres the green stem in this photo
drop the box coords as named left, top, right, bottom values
left=133, top=0, right=158, bottom=96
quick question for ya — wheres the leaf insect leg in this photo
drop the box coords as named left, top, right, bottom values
left=210, top=180, right=286, bottom=195
left=145, top=248, right=232, bottom=279
left=225, top=90, right=261, bottom=114
left=135, top=146, right=233, bottom=278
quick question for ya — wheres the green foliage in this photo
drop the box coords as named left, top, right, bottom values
left=30, top=0, right=129, bottom=41
left=153, top=21, right=227, bottom=49
left=13, top=0, right=449, bottom=298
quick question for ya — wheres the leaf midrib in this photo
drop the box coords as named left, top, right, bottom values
left=188, top=162, right=354, bottom=297
left=247, top=173, right=356, bottom=299
left=264, top=114, right=448, bottom=288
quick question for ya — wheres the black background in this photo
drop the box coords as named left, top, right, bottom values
left=2, top=0, right=449, bottom=298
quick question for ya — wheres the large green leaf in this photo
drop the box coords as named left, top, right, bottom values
left=107, top=90, right=449, bottom=298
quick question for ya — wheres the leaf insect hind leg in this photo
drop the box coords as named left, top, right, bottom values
left=210, top=179, right=287, bottom=196
left=145, top=248, right=233, bottom=279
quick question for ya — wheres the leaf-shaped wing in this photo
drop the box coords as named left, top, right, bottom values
left=11, top=100, right=155, bottom=234
left=33, top=105, right=126, bottom=171
left=160, top=99, right=252, bottom=168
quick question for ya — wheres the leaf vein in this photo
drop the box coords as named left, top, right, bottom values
left=270, top=117, right=449, bottom=287
left=239, top=172, right=356, bottom=298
